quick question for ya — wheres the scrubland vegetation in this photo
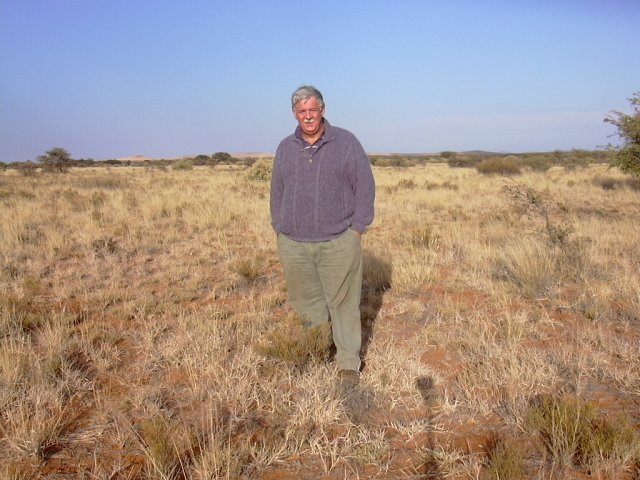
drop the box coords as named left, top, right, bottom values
left=1, top=157, right=639, bottom=479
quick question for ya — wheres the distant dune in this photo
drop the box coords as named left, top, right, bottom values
left=117, top=154, right=154, bottom=162
left=115, top=153, right=274, bottom=162
left=232, top=152, right=273, bottom=159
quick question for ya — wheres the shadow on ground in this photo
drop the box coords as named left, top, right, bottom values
left=360, top=251, right=392, bottom=369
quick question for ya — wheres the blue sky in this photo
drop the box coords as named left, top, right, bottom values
left=1, top=0, right=638, bottom=161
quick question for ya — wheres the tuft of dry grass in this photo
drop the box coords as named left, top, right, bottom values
left=485, top=434, right=526, bottom=480
left=494, top=237, right=558, bottom=298
left=526, top=394, right=640, bottom=475
left=256, top=315, right=333, bottom=370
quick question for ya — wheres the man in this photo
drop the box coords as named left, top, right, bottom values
left=270, top=85, right=375, bottom=388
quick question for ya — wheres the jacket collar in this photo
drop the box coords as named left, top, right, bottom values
left=294, top=119, right=334, bottom=147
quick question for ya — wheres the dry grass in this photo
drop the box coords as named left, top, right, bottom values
left=1, top=163, right=639, bottom=479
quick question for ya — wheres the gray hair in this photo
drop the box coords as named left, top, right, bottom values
left=291, top=85, right=324, bottom=111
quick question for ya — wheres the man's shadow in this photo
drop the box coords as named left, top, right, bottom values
left=359, top=251, right=392, bottom=370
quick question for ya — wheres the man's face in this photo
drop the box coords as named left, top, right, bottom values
left=293, top=97, right=324, bottom=138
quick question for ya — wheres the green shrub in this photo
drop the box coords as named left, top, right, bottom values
left=612, top=145, right=640, bottom=177
left=246, top=159, right=272, bottom=181
left=605, top=92, right=640, bottom=177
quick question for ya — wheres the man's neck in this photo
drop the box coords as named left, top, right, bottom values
left=303, top=122, right=325, bottom=145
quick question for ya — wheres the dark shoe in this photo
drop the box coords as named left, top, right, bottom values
left=338, top=369, right=360, bottom=390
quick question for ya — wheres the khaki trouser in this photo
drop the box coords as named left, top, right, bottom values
left=277, top=229, right=362, bottom=372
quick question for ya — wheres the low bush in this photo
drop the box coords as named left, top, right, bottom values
left=192, top=154, right=212, bottom=166
left=172, top=158, right=193, bottom=171
left=246, top=159, right=272, bottom=181
left=447, top=155, right=477, bottom=168
left=526, top=394, right=640, bottom=472
left=476, top=156, right=521, bottom=175
left=371, top=156, right=409, bottom=167
left=520, top=155, right=553, bottom=171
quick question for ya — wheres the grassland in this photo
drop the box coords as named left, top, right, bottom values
left=1, top=161, right=639, bottom=479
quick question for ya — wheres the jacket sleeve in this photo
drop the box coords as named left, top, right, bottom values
left=270, top=145, right=284, bottom=233
left=349, top=139, right=375, bottom=234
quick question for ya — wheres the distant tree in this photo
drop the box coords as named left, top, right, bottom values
left=193, top=154, right=212, bottom=166
left=74, top=158, right=96, bottom=167
left=37, top=147, right=73, bottom=172
left=212, top=152, right=232, bottom=163
left=604, top=92, right=640, bottom=177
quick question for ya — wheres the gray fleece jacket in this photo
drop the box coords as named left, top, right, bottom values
left=270, top=120, right=375, bottom=242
